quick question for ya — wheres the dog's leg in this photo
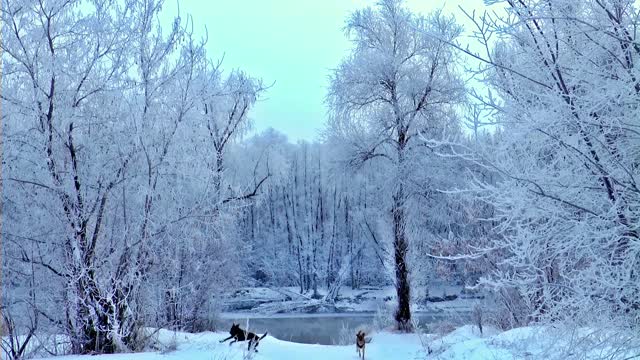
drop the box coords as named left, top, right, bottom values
left=362, top=345, right=365, bottom=360
left=219, top=335, right=234, bottom=343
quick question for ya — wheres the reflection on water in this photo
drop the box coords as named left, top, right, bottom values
left=217, top=313, right=467, bottom=345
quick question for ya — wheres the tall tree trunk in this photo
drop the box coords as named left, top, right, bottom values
left=392, top=184, right=411, bottom=331
left=393, top=133, right=411, bottom=331
left=313, top=157, right=323, bottom=298
left=327, top=186, right=338, bottom=288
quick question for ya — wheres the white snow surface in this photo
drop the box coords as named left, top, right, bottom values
left=26, top=325, right=638, bottom=360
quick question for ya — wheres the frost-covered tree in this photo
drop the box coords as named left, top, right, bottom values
left=327, top=0, right=464, bottom=330
left=156, top=62, right=268, bottom=331
left=222, top=129, right=391, bottom=304
left=451, top=0, right=640, bottom=331
left=1, top=0, right=267, bottom=352
left=1, top=0, right=199, bottom=351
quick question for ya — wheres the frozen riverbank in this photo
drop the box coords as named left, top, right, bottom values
left=27, top=325, right=638, bottom=360
left=220, top=284, right=479, bottom=315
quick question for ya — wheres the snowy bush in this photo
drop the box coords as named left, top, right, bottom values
left=430, top=320, right=457, bottom=338
left=373, top=302, right=396, bottom=331
left=334, top=322, right=355, bottom=346
left=158, top=331, right=178, bottom=355
left=471, top=304, right=484, bottom=336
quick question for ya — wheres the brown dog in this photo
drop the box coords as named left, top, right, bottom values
left=356, top=330, right=366, bottom=359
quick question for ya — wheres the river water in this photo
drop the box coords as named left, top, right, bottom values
left=218, top=312, right=468, bottom=345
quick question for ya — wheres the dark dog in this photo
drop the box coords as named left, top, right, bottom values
left=356, top=330, right=366, bottom=359
left=219, top=323, right=268, bottom=352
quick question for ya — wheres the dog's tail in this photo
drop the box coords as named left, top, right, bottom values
left=260, top=332, right=268, bottom=340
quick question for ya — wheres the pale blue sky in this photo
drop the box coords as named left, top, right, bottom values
left=162, top=0, right=488, bottom=142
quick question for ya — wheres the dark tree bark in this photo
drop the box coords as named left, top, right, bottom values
left=393, top=129, right=412, bottom=331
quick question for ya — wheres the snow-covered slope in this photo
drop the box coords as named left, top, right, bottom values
left=30, top=329, right=426, bottom=360
left=27, top=325, right=638, bottom=360
left=432, top=325, right=638, bottom=360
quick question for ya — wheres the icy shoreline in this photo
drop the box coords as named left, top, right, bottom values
left=219, top=310, right=467, bottom=319
left=219, top=285, right=479, bottom=315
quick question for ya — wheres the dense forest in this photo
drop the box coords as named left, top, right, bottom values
left=2, top=0, right=639, bottom=358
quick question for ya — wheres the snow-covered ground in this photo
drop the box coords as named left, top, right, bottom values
left=25, top=325, right=639, bottom=360
left=11, top=285, right=637, bottom=359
